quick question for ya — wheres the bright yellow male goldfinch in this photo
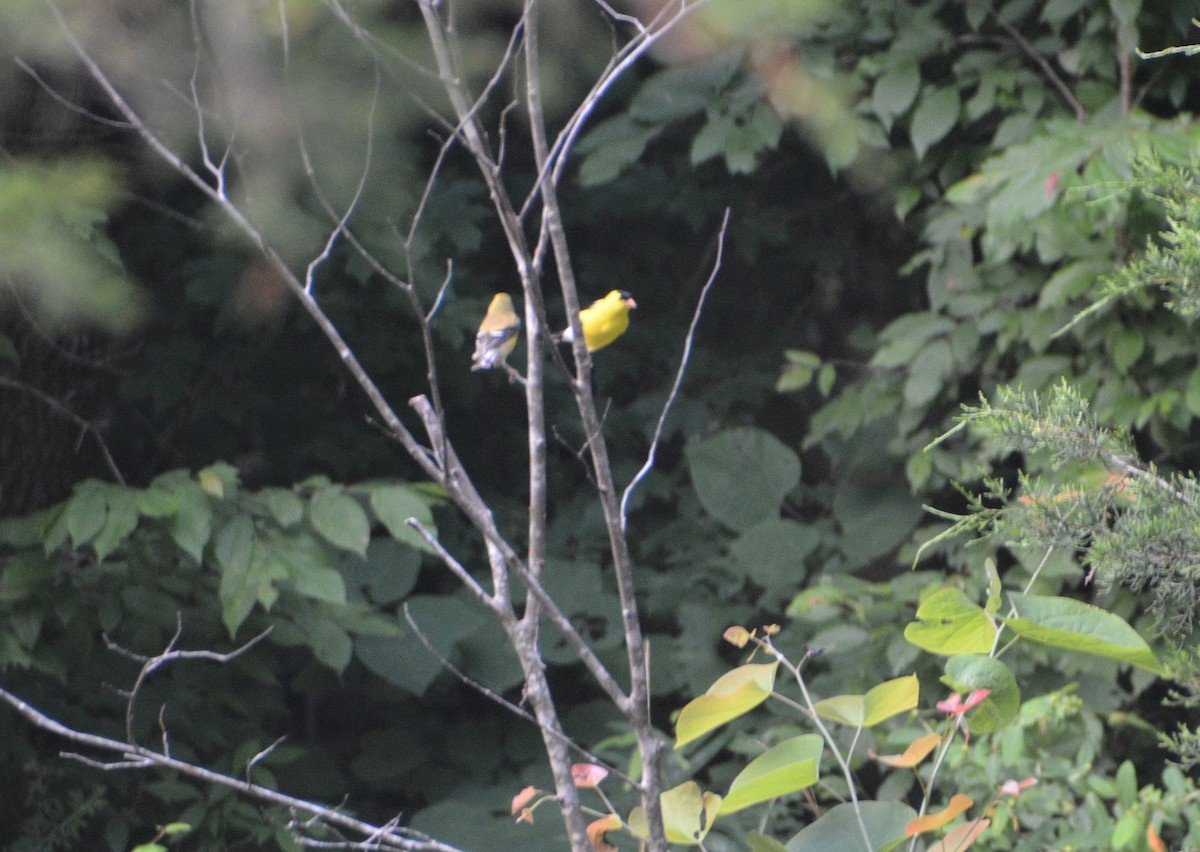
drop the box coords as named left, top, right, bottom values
left=471, top=293, right=521, bottom=371
left=560, top=290, right=637, bottom=352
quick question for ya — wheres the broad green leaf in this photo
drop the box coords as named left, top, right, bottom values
left=300, top=616, right=352, bottom=672
left=1005, top=592, right=1164, bottom=675
left=66, top=482, right=107, bottom=549
left=785, top=800, right=916, bottom=851
left=215, top=516, right=254, bottom=578
left=629, top=50, right=741, bottom=123
left=864, top=674, right=920, bottom=726
left=369, top=484, right=437, bottom=553
left=137, top=487, right=179, bottom=519
left=628, top=781, right=721, bottom=846
left=815, top=675, right=919, bottom=728
left=263, top=488, right=304, bottom=527
left=271, top=532, right=346, bottom=604
left=687, top=427, right=800, bottom=531
left=813, top=693, right=865, bottom=727
left=217, top=532, right=270, bottom=637
left=675, top=662, right=778, bottom=748
left=718, top=735, right=823, bottom=815
left=730, top=518, right=821, bottom=591
left=904, top=587, right=996, bottom=655
left=354, top=596, right=484, bottom=696
left=360, top=538, right=421, bottom=604
left=872, top=62, right=920, bottom=131
left=577, top=117, right=657, bottom=185
left=171, top=481, right=212, bottom=564
left=93, top=487, right=139, bottom=561
left=909, top=86, right=959, bottom=159
left=309, top=488, right=370, bottom=556
left=833, top=480, right=924, bottom=568
left=942, top=655, right=1019, bottom=734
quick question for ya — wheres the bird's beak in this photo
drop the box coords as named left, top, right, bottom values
left=624, top=297, right=638, bottom=309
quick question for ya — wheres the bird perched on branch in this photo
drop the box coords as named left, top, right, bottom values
left=560, top=290, right=637, bottom=352
left=471, top=293, right=520, bottom=372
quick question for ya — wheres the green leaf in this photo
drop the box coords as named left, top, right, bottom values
left=262, top=488, right=304, bottom=527
left=309, top=488, right=370, bottom=556
left=814, top=675, right=919, bottom=728
left=215, top=517, right=258, bottom=636
left=93, top=487, right=139, bottom=561
left=904, top=587, right=996, bottom=655
left=629, top=50, right=741, bottom=123
left=628, top=781, right=722, bottom=846
left=1005, top=592, right=1164, bottom=675
left=170, top=481, right=212, bottom=564
left=784, top=800, right=915, bottom=851
left=1110, top=327, right=1144, bottom=373
left=66, top=482, right=107, bottom=549
left=369, top=484, right=437, bottom=553
left=718, top=735, right=823, bottom=815
left=687, top=427, right=800, bottom=531
left=577, top=117, right=657, bottom=186
left=730, top=518, right=821, bottom=591
left=300, top=616, right=352, bottom=672
left=360, top=538, right=421, bottom=604
left=872, top=62, right=920, bottom=131
left=909, top=86, right=960, bottom=159
left=675, top=662, right=778, bottom=748
left=355, top=596, right=485, bottom=696
left=833, top=480, right=924, bottom=568
left=942, top=655, right=1019, bottom=734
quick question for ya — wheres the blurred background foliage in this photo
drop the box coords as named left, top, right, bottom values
left=2, top=0, right=1200, bottom=849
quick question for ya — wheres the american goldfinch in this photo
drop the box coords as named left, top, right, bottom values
left=471, top=293, right=521, bottom=371
left=560, top=290, right=637, bottom=352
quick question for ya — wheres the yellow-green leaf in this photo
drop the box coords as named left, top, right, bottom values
left=718, top=734, right=822, bottom=815
left=904, top=587, right=995, bottom=655
left=675, top=662, right=778, bottom=748
left=1005, top=592, right=1164, bottom=676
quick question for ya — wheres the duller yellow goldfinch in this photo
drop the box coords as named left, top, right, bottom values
left=471, top=293, right=521, bottom=371
left=560, top=290, right=637, bottom=352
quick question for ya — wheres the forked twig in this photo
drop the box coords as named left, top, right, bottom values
left=620, top=207, right=730, bottom=531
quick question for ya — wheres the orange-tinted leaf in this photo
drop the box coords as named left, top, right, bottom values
left=906, top=793, right=973, bottom=836
left=872, top=732, right=942, bottom=768
left=928, top=818, right=990, bottom=851
left=724, top=626, right=752, bottom=647
left=586, top=814, right=622, bottom=852
left=1147, top=823, right=1166, bottom=852
left=512, top=786, right=538, bottom=814
left=572, top=763, right=609, bottom=788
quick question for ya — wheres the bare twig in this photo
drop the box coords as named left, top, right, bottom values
left=0, top=685, right=461, bottom=852
left=991, top=10, right=1087, bottom=121
left=620, top=207, right=730, bottom=531
left=401, top=605, right=634, bottom=786
left=0, top=376, right=124, bottom=484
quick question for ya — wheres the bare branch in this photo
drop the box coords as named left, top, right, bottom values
left=991, top=10, right=1086, bottom=121
left=0, top=684, right=461, bottom=851
left=0, top=376, right=125, bottom=484
left=402, top=605, right=634, bottom=786
left=13, top=57, right=133, bottom=128
left=405, top=518, right=494, bottom=607
left=621, top=208, right=730, bottom=530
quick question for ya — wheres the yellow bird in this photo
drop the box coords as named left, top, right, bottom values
left=471, top=293, right=521, bottom=371
left=560, top=290, right=638, bottom=352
